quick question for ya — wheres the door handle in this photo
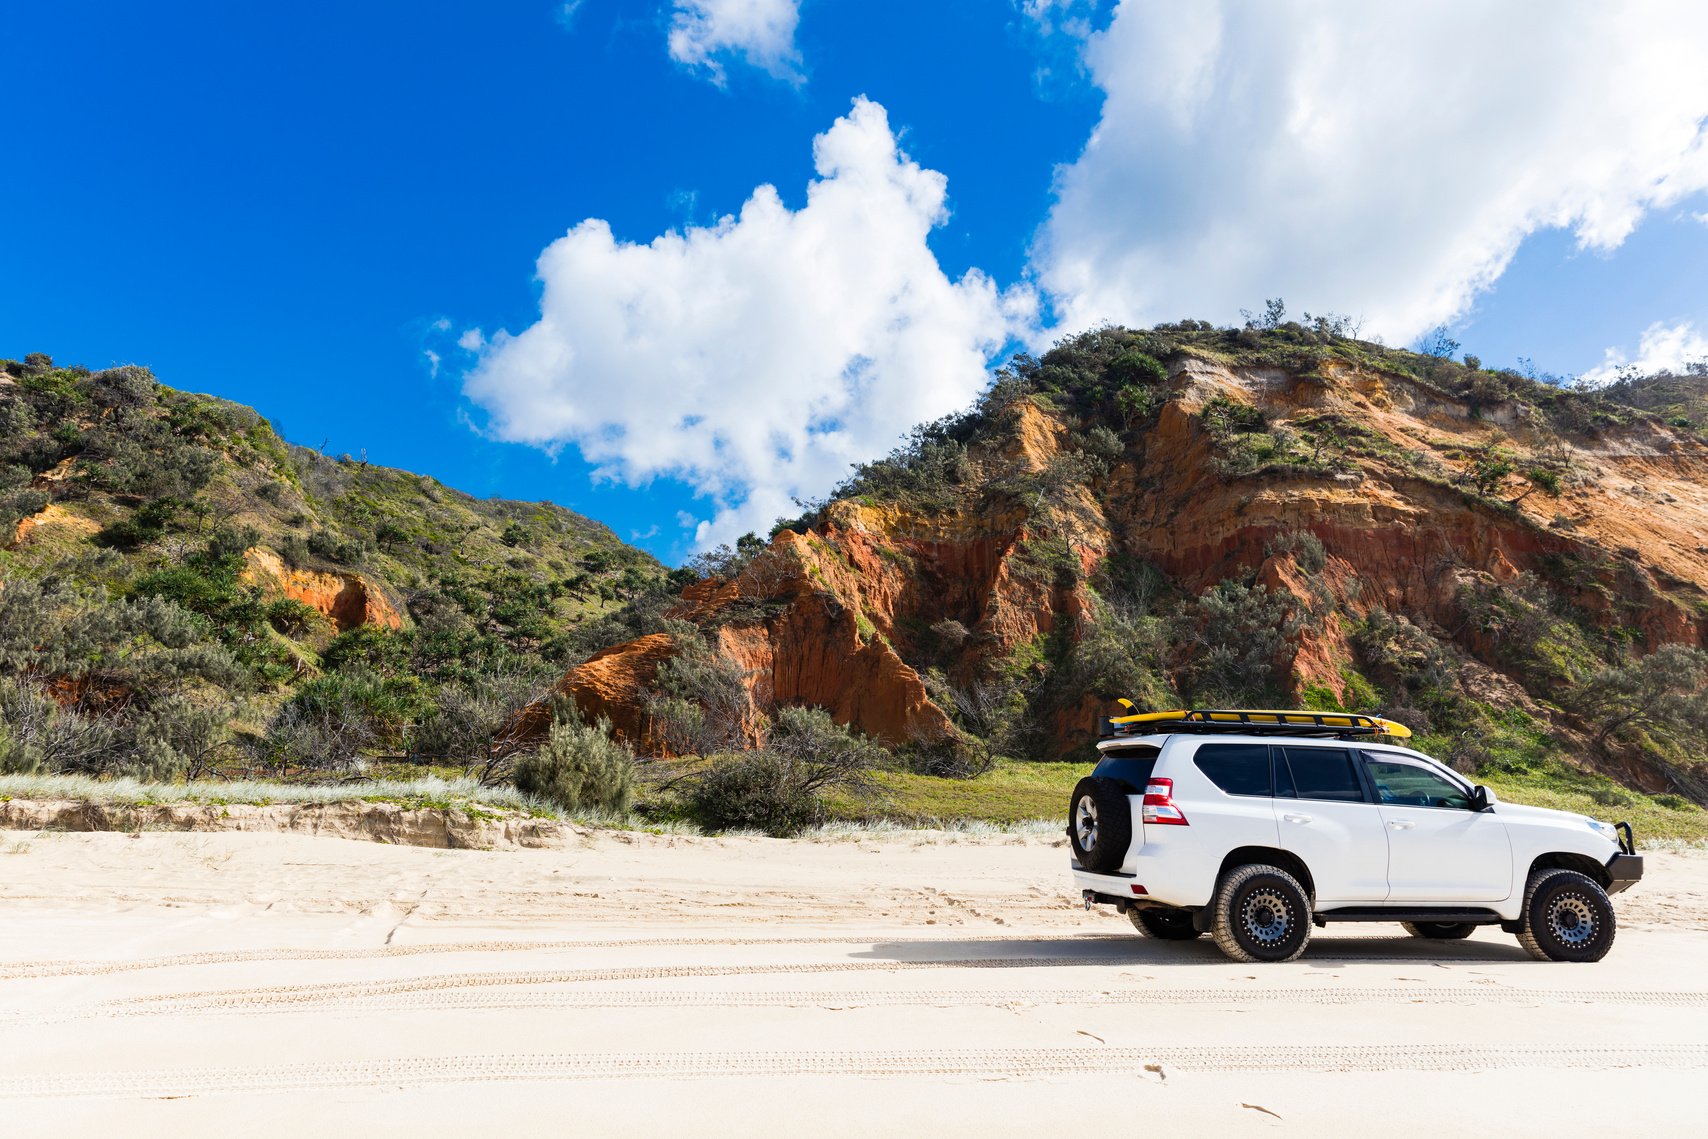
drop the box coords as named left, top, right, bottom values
left=1388, top=820, right=1416, bottom=830
left=1283, top=813, right=1312, bottom=824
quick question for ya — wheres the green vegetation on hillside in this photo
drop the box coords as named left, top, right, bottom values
left=0, top=353, right=671, bottom=786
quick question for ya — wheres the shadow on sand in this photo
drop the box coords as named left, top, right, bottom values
left=851, top=930, right=1535, bottom=966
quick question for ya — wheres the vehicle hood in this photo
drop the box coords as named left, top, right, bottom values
left=1495, top=800, right=1607, bottom=830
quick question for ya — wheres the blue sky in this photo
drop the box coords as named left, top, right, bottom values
left=5, top=2, right=1708, bottom=562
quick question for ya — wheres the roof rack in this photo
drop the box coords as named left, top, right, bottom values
left=1100, top=704, right=1412, bottom=741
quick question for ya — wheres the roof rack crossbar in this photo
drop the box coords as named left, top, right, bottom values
left=1099, top=707, right=1411, bottom=741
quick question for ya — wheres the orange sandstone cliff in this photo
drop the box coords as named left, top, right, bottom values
left=537, top=331, right=1708, bottom=784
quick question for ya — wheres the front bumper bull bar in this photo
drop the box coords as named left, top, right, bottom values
left=1606, top=821, right=1642, bottom=895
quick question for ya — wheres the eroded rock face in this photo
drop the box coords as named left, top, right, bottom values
left=7, top=503, right=100, bottom=550
left=512, top=633, right=681, bottom=752
left=240, top=547, right=403, bottom=632
left=543, top=364, right=1708, bottom=761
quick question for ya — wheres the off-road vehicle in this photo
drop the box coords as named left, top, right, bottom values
left=1069, top=708, right=1643, bottom=963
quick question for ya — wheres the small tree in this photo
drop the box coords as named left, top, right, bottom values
left=513, top=715, right=636, bottom=814
left=1467, top=447, right=1515, bottom=495
left=1177, top=580, right=1299, bottom=705
left=1418, top=327, right=1462, bottom=359
left=1570, top=645, right=1708, bottom=749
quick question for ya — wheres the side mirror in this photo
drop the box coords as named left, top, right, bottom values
left=1471, top=785, right=1495, bottom=811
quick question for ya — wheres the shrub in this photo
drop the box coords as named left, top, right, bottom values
left=691, top=750, right=818, bottom=835
left=512, top=716, right=635, bottom=813
left=1108, top=349, right=1168, bottom=388
left=321, top=625, right=411, bottom=675
left=644, top=643, right=751, bottom=756
left=0, top=487, right=48, bottom=531
left=261, top=668, right=424, bottom=769
left=1264, top=529, right=1327, bottom=573
left=1176, top=580, right=1299, bottom=705
left=129, top=696, right=231, bottom=779
left=1569, top=644, right=1708, bottom=750
left=414, top=666, right=552, bottom=783
left=899, top=734, right=993, bottom=779
left=89, top=365, right=157, bottom=410
left=95, top=497, right=180, bottom=549
left=1201, top=395, right=1268, bottom=437
left=690, top=706, right=886, bottom=835
left=266, top=597, right=325, bottom=637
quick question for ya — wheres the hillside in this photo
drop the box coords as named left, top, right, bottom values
left=540, top=322, right=1708, bottom=801
left=0, top=353, right=668, bottom=778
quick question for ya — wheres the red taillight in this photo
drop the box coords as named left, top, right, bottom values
left=1142, top=777, right=1189, bottom=825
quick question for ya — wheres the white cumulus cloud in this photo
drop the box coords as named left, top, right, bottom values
left=463, top=97, right=1032, bottom=549
left=1578, top=320, right=1708, bottom=387
left=668, top=0, right=804, bottom=85
left=1035, top=0, right=1708, bottom=344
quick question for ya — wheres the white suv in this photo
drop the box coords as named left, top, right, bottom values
left=1067, top=712, right=1643, bottom=963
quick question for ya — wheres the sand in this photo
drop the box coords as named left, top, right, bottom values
left=1, top=826, right=1704, bottom=1136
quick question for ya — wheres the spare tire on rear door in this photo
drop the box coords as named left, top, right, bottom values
left=1068, top=776, right=1133, bottom=874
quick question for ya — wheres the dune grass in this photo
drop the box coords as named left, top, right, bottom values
left=0, top=772, right=568, bottom=820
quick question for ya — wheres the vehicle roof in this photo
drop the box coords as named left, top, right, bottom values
left=1097, top=734, right=1432, bottom=758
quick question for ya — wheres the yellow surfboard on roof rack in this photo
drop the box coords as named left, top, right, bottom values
left=1107, top=698, right=1411, bottom=739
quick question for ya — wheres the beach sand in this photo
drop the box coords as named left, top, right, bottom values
left=1, top=826, right=1704, bottom=1136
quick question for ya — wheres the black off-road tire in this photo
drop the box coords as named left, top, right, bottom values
left=1401, top=921, right=1477, bottom=940
left=1211, top=864, right=1312, bottom=963
left=1517, top=868, right=1616, bottom=963
left=1067, top=777, right=1132, bottom=874
left=1130, top=906, right=1203, bottom=940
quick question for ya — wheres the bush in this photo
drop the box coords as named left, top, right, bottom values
left=1265, top=529, right=1327, bottom=573
left=95, top=497, right=180, bottom=549
left=690, top=706, right=886, bottom=835
left=1177, top=580, right=1299, bottom=705
left=261, top=668, right=424, bottom=769
left=692, top=750, right=818, bottom=835
left=513, top=716, right=635, bottom=813
left=899, top=735, right=993, bottom=779
left=1569, top=644, right=1708, bottom=750
left=89, top=365, right=157, bottom=410
left=266, top=597, right=325, bottom=637
left=414, top=666, right=552, bottom=782
left=0, top=487, right=48, bottom=531
left=129, top=696, right=231, bottom=779
left=644, top=643, right=751, bottom=756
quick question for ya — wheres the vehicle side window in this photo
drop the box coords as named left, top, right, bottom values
left=1272, top=748, right=1296, bottom=798
left=1278, top=746, right=1365, bottom=803
left=1193, top=743, right=1271, bottom=796
left=1362, top=756, right=1470, bottom=810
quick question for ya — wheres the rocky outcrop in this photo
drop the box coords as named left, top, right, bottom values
left=513, top=633, right=681, bottom=751
left=240, top=547, right=403, bottom=632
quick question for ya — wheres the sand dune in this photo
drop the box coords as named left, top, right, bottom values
left=1, top=828, right=1704, bottom=1135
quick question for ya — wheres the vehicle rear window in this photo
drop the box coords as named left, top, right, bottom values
left=1193, top=743, right=1271, bottom=796
left=1278, top=746, right=1365, bottom=802
left=1093, top=749, right=1158, bottom=791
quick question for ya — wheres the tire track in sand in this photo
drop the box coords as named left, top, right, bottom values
left=12, top=980, right=1706, bottom=1025
left=0, top=933, right=1134, bottom=980
left=3, top=1044, right=1704, bottom=1098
